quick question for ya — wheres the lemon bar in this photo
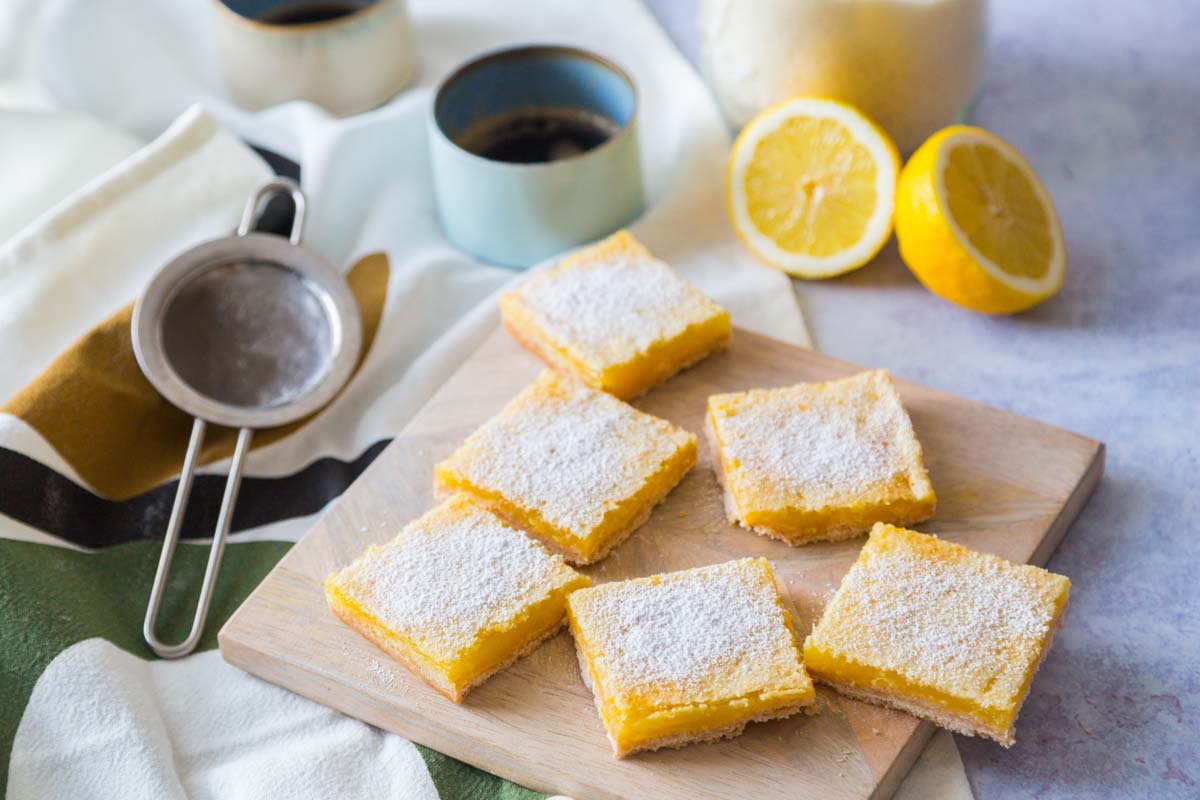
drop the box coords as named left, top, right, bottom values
left=499, top=230, right=731, bottom=399
left=804, top=523, right=1070, bottom=746
left=707, top=369, right=935, bottom=545
left=567, top=558, right=816, bottom=757
left=434, top=370, right=697, bottom=565
left=325, top=494, right=590, bottom=703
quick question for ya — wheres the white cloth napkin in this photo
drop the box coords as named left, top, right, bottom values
left=0, top=0, right=972, bottom=797
left=0, top=107, right=271, bottom=398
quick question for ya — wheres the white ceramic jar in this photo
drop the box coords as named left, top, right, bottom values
left=700, top=0, right=987, bottom=153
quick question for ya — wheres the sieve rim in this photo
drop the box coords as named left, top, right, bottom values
left=132, top=232, right=362, bottom=430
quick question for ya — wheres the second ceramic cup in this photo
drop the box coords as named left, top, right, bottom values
left=429, top=45, right=644, bottom=268
left=213, top=0, right=415, bottom=116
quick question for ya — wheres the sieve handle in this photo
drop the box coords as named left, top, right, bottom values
left=143, top=420, right=254, bottom=659
left=236, top=177, right=306, bottom=245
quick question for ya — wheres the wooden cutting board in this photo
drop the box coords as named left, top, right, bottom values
left=219, top=326, right=1103, bottom=800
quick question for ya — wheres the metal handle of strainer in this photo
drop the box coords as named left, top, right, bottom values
left=237, top=178, right=307, bottom=243
left=143, top=422, right=252, bottom=658
left=142, top=180, right=306, bottom=659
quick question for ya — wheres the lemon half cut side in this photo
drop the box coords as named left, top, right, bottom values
left=727, top=97, right=899, bottom=279
left=896, top=125, right=1066, bottom=314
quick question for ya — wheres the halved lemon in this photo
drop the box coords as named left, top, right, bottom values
left=727, top=97, right=899, bottom=278
left=895, top=125, right=1066, bottom=314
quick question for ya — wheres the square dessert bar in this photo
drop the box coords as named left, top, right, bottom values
left=804, top=523, right=1070, bottom=746
left=707, top=369, right=936, bottom=545
left=434, top=369, right=697, bottom=565
left=325, top=493, right=590, bottom=703
left=567, top=558, right=816, bottom=757
left=499, top=230, right=732, bottom=399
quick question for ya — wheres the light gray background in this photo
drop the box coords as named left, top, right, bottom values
left=641, top=1, right=1200, bottom=797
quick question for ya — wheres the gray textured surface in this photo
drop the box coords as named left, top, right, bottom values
left=642, top=1, right=1200, bottom=797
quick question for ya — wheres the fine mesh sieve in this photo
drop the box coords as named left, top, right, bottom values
left=132, top=178, right=362, bottom=658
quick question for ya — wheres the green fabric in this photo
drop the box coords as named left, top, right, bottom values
left=416, top=748, right=546, bottom=800
left=0, top=538, right=289, bottom=791
left=0, top=537, right=547, bottom=799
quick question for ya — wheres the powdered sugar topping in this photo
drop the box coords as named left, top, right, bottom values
left=519, top=254, right=717, bottom=365
left=814, top=530, right=1066, bottom=701
left=715, top=372, right=917, bottom=505
left=448, top=374, right=691, bottom=535
left=579, top=560, right=801, bottom=699
left=333, top=501, right=573, bottom=661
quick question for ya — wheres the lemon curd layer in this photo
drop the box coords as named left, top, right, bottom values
left=434, top=370, right=697, bottom=565
left=602, top=686, right=812, bottom=754
left=499, top=230, right=731, bottom=399
left=707, top=369, right=935, bottom=545
left=804, top=524, right=1070, bottom=746
left=325, top=494, right=590, bottom=703
left=568, top=558, right=816, bottom=757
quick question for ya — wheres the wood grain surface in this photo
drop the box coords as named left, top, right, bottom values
left=219, top=326, right=1103, bottom=800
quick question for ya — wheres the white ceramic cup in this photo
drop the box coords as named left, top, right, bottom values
left=213, top=0, right=415, bottom=116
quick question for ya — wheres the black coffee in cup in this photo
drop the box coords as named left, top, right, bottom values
left=453, top=108, right=619, bottom=164
left=256, top=0, right=364, bottom=25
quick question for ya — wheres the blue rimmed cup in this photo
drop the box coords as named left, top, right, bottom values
left=429, top=45, right=644, bottom=268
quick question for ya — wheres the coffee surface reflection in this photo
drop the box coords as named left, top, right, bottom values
left=454, top=108, right=619, bottom=164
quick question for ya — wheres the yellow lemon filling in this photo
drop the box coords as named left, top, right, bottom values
left=436, top=440, right=696, bottom=563
left=434, top=370, right=697, bottom=565
left=602, top=688, right=814, bottom=754
left=568, top=559, right=816, bottom=757
left=328, top=578, right=586, bottom=689
left=804, top=523, right=1070, bottom=745
left=324, top=494, right=589, bottom=702
left=706, top=370, right=935, bottom=545
left=499, top=230, right=731, bottom=399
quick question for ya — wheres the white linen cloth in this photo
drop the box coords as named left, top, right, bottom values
left=0, top=0, right=971, bottom=797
